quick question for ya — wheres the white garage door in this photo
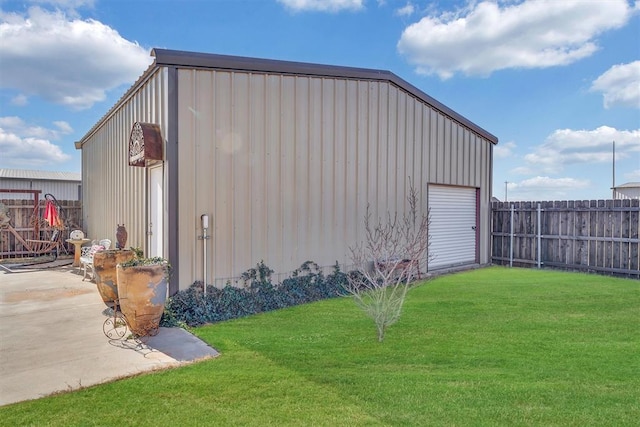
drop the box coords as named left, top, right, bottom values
left=428, top=185, right=477, bottom=270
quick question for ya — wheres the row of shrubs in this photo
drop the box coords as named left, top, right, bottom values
left=161, top=261, right=349, bottom=327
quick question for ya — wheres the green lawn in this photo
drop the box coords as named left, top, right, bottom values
left=2, top=267, right=638, bottom=426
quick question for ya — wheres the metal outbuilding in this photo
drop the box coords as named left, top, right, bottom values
left=0, top=169, right=81, bottom=201
left=75, top=49, right=498, bottom=294
left=613, top=182, right=640, bottom=200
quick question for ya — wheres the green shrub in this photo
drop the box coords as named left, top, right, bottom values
left=162, top=261, right=347, bottom=327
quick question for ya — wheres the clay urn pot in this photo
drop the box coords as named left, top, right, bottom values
left=93, top=249, right=136, bottom=304
left=116, top=258, right=169, bottom=337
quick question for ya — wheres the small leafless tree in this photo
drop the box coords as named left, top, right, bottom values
left=345, top=179, right=432, bottom=342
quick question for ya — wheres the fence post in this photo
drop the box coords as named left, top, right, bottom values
left=537, top=203, right=542, bottom=269
left=510, top=203, right=514, bottom=267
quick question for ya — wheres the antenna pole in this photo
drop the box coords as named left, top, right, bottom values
left=612, top=141, right=616, bottom=199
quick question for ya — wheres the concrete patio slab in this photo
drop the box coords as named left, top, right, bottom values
left=0, top=262, right=218, bottom=406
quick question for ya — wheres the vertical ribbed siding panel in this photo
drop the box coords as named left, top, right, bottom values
left=395, top=90, right=407, bottom=210
left=233, top=73, right=252, bottom=278
left=462, top=129, right=470, bottom=187
left=452, top=126, right=461, bottom=184
left=411, top=100, right=424, bottom=201
left=481, top=138, right=492, bottom=264
left=386, top=87, right=398, bottom=210
left=265, top=75, right=282, bottom=281
left=295, top=76, right=310, bottom=264
left=343, top=80, right=356, bottom=254
left=215, top=72, right=233, bottom=279
left=397, top=92, right=405, bottom=206
left=281, top=76, right=296, bottom=274
left=307, top=78, right=322, bottom=264
left=321, top=78, right=335, bottom=265
left=399, top=91, right=409, bottom=208
left=356, top=81, right=368, bottom=251
left=436, top=113, right=446, bottom=184
left=251, top=74, right=268, bottom=271
left=376, top=83, right=389, bottom=216
left=404, top=96, right=414, bottom=194
left=428, top=109, right=438, bottom=183
left=176, top=71, right=194, bottom=286
left=333, top=79, right=346, bottom=267
left=471, top=133, right=479, bottom=185
left=421, top=107, right=431, bottom=198
left=367, top=84, right=376, bottom=225
left=443, top=117, right=452, bottom=184
left=197, top=70, right=214, bottom=282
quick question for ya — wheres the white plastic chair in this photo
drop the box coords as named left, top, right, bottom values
left=80, top=239, right=111, bottom=281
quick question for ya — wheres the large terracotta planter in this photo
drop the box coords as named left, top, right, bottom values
left=93, top=249, right=135, bottom=304
left=116, top=262, right=168, bottom=336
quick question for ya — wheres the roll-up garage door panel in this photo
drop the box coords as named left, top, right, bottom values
left=429, top=186, right=476, bottom=269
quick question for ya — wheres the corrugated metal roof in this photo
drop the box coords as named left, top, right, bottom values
left=613, top=182, right=640, bottom=189
left=77, top=48, right=499, bottom=146
left=0, top=169, right=81, bottom=181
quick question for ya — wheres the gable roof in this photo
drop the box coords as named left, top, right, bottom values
left=613, top=182, right=640, bottom=189
left=0, top=169, right=81, bottom=181
left=78, top=48, right=498, bottom=146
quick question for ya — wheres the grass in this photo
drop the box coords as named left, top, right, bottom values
left=1, top=267, right=638, bottom=426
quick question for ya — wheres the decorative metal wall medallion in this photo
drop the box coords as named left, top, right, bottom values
left=129, top=123, right=145, bottom=165
left=128, top=122, right=163, bottom=167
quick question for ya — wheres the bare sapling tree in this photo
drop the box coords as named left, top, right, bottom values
left=345, top=179, right=432, bottom=342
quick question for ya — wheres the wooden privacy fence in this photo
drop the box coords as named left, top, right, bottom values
left=492, top=199, right=640, bottom=278
left=0, top=198, right=83, bottom=258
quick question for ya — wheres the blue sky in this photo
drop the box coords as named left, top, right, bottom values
left=1, top=0, right=638, bottom=201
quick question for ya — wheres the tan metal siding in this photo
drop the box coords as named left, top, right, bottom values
left=0, top=179, right=80, bottom=201
left=175, top=69, right=196, bottom=286
left=80, top=69, right=168, bottom=252
left=177, top=69, right=494, bottom=288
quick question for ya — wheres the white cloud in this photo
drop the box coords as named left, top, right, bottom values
left=395, top=3, right=414, bottom=17
left=0, top=123, right=71, bottom=167
left=517, top=176, right=590, bottom=189
left=624, top=170, right=640, bottom=181
left=277, top=0, right=364, bottom=12
left=494, top=141, right=516, bottom=159
left=53, top=121, right=73, bottom=134
left=508, top=176, right=591, bottom=201
left=590, top=61, right=640, bottom=109
left=0, top=116, right=73, bottom=141
left=10, top=94, right=28, bottom=106
left=521, top=126, right=640, bottom=174
left=29, top=0, right=96, bottom=18
left=0, top=115, right=75, bottom=168
left=31, top=0, right=95, bottom=9
left=0, top=7, right=152, bottom=110
left=397, top=0, right=635, bottom=79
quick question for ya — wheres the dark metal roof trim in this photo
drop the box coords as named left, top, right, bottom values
left=152, top=48, right=498, bottom=144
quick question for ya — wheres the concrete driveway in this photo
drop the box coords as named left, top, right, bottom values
left=0, top=260, right=218, bottom=406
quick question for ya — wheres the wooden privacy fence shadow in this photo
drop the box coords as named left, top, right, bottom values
left=492, top=199, right=640, bottom=278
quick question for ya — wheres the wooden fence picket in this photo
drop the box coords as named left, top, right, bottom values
left=492, top=199, right=640, bottom=278
left=0, top=198, right=82, bottom=257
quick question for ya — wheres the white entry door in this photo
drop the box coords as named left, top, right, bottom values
left=428, top=185, right=477, bottom=270
left=148, top=165, right=164, bottom=258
